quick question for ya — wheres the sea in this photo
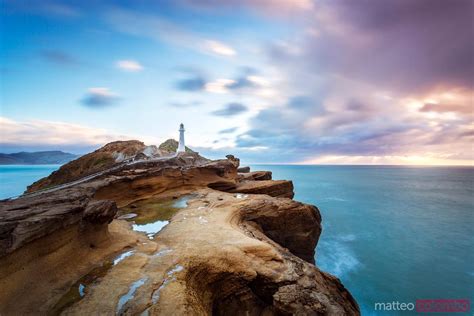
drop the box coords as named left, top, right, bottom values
left=250, top=165, right=474, bottom=315
left=1, top=164, right=473, bottom=314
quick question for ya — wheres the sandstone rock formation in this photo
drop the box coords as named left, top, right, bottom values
left=26, top=140, right=152, bottom=193
left=239, top=170, right=272, bottom=181
left=230, top=180, right=295, bottom=199
left=237, top=166, right=251, bottom=173
left=0, top=144, right=359, bottom=315
left=26, top=139, right=198, bottom=193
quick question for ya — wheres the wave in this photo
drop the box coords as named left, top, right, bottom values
left=338, top=234, right=356, bottom=242
left=316, top=238, right=360, bottom=279
left=321, top=197, right=347, bottom=202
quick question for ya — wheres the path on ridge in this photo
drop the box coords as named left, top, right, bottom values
left=11, top=153, right=178, bottom=200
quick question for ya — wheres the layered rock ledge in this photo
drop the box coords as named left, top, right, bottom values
left=0, top=144, right=359, bottom=315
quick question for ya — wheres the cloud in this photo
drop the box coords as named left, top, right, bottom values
left=41, top=50, right=79, bottom=65
left=116, top=60, right=143, bottom=72
left=169, top=100, right=203, bottom=107
left=0, top=117, right=133, bottom=154
left=204, top=78, right=234, bottom=93
left=212, top=103, right=248, bottom=116
left=4, top=1, right=81, bottom=18
left=219, top=127, right=238, bottom=134
left=234, top=80, right=474, bottom=164
left=81, top=87, right=120, bottom=107
left=203, top=40, right=236, bottom=57
left=174, top=67, right=267, bottom=94
left=269, top=0, right=473, bottom=94
left=105, top=9, right=236, bottom=58
left=225, top=77, right=255, bottom=90
left=221, top=0, right=473, bottom=164
left=175, top=75, right=207, bottom=91
left=179, top=0, right=314, bottom=17
left=40, top=2, right=81, bottom=17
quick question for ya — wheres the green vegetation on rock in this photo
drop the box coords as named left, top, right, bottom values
left=158, top=139, right=194, bottom=153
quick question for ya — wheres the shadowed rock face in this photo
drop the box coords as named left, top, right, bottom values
left=237, top=166, right=251, bottom=173
left=239, top=198, right=321, bottom=264
left=0, top=188, right=117, bottom=257
left=239, top=171, right=272, bottom=181
left=0, top=148, right=359, bottom=315
left=230, top=180, right=295, bottom=199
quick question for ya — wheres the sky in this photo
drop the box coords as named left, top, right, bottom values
left=1, top=0, right=473, bottom=165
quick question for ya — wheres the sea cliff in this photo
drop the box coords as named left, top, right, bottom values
left=0, top=141, right=359, bottom=315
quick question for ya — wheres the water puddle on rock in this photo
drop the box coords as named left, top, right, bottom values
left=138, top=264, right=185, bottom=316
left=118, top=195, right=195, bottom=239
left=116, top=277, right=148, bottom=314
left=235, top=193, right=248, bottom=199
left=50, top=249, right=135, bottom=315
left=50, top=195, right=194, bottom=314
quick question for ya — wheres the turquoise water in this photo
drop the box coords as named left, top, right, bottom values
left=251, top=165, right=474, bottom=315
left=1, top=164, right=473, bottom=314
left=0, top=165, right=60, bottom=199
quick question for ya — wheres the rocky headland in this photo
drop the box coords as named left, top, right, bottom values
left=0, top=140, right=359, bottom=315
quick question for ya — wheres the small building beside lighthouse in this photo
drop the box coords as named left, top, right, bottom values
left=177, top=123, right=186, bottom=153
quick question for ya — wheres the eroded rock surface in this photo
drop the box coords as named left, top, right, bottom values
left=0, top=188, right=115, bottom=257
left=230, top=180, right=295, bottom=199
left=26, top=139, right=207, bottom=193
left=239, top=170, right=272, bottom=181
left=0, top=143, right=359, bottom=315
left=237, top=166, right=251, bottom=173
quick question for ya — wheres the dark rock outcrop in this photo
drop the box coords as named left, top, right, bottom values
left=230, top=180, right=295, bottom=199
left=0, top=188, right=117, bottom=258
left=240, top=197, right=321, bottom=264
left=237, top=166, right=251, bottom=173
left=239, top=170, right=272, bottom=181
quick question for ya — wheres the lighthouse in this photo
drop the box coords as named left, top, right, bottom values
left=177, top=123, right=186, bottom=153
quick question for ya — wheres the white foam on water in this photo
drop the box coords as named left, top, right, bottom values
left=323, top=197, right=347, bottom=202
left=317, top=239, right=360, bottom=278
left=339, top=234, right=356, bottom=242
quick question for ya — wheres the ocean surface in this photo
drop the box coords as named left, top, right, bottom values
left=1, top=164, right=473, bottom=314
left=0, top=165, right=61, bottom=198
left=250, top=165, right=473, bottom=315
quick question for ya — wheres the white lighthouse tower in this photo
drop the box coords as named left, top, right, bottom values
left=177, top=123, right=186, bottom=153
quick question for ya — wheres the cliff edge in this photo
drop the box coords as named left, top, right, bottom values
left=0, top=141, right=359, bottom=315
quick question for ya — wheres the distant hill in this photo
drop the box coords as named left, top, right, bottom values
left=0, top=151, right=78, bottom=165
